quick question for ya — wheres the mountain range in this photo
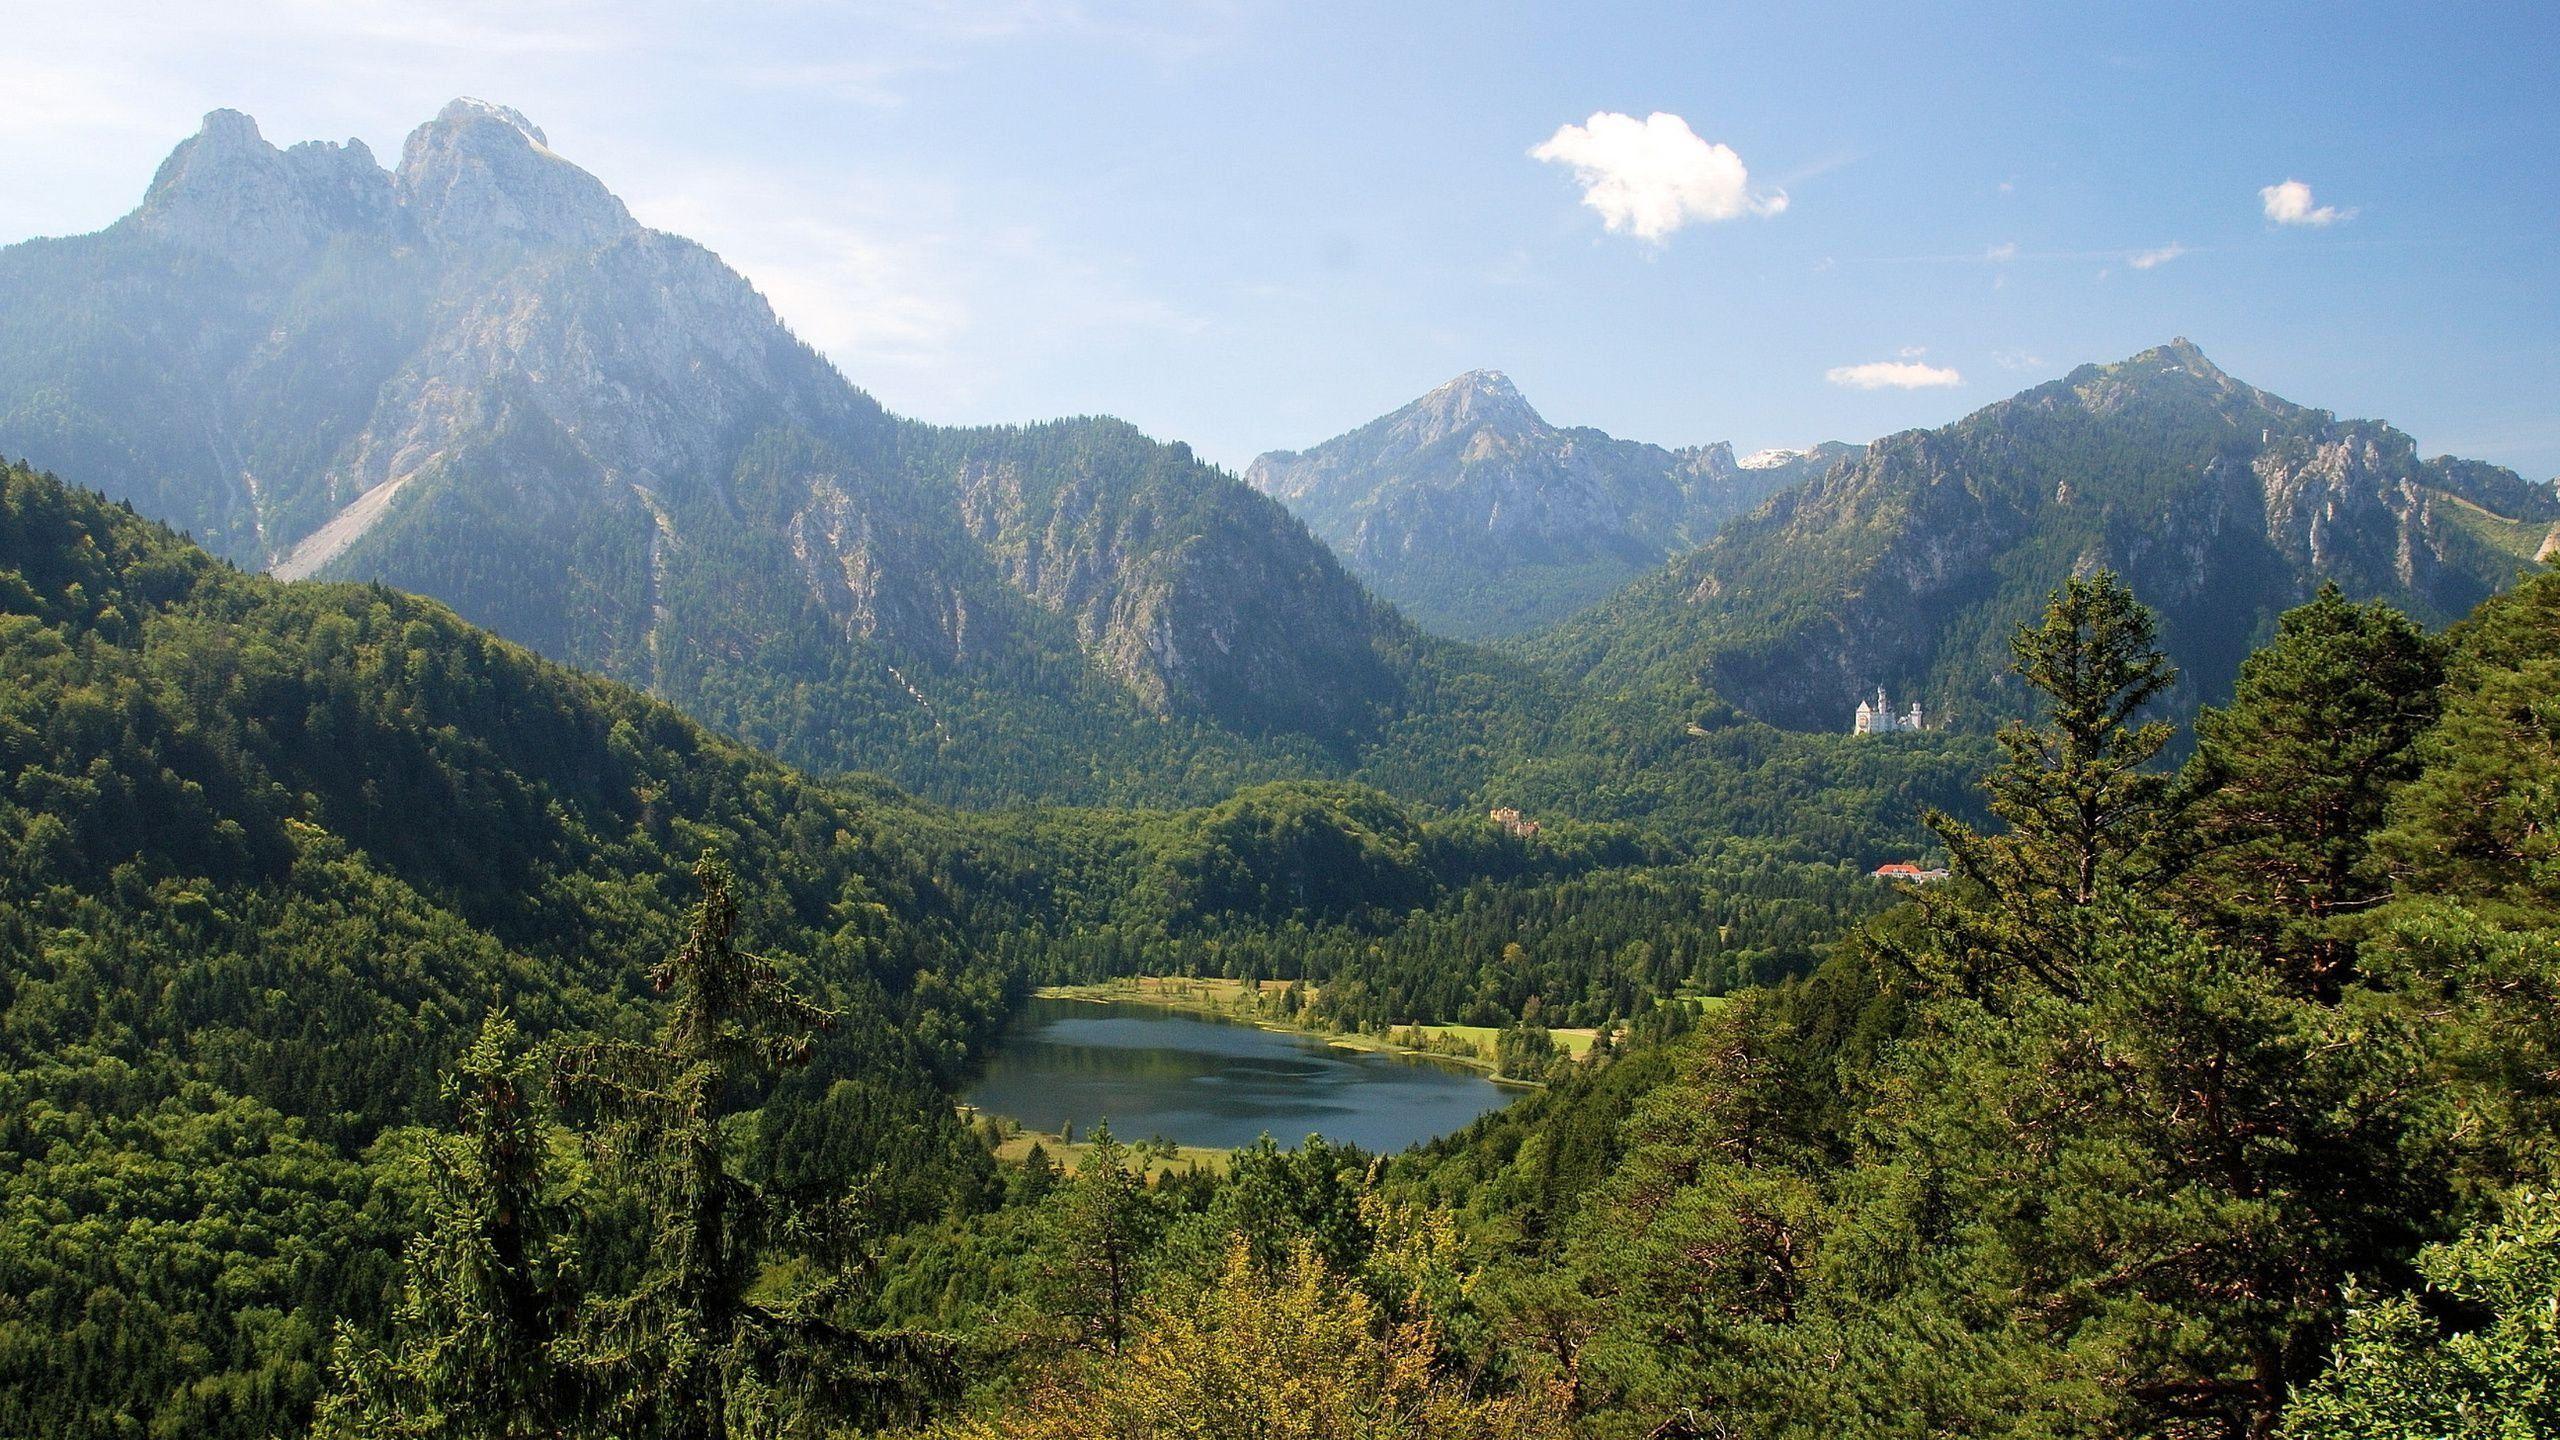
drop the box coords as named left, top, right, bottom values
left=1246, top=369, right=1855, bottom=637
left=1, top=102, right=2550, bottom=809
left=0, top=102, right=1469, bottom=805
left=1535, top=338, right=2560, bottom=730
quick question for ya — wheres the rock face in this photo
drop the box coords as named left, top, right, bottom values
left=1246, top=371, right=1844, bottom=638
left=1539, top=340, right=2557, bottom=730
left=394, top=99, right=635, bottom=249
left=0, top=103, right=1416, bottom=802
left=131, top=109, right=399, bottom=263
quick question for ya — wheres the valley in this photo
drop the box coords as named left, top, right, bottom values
left=0, top=64, right=2554, bottom=1440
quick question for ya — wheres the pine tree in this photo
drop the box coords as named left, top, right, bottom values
left=2371, top=572, right=2560, bottom=929
left=1034, top=1125, right=1159, bottom=1357
left=2182, top=582, right=2443, bottom=998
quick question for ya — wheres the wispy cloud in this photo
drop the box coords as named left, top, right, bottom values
left=1985, top=241, right=2018, bottom=262
left=1530, top=111, right=1787, bottom=242
left=1827, top=359, right=1963, bottom=390
left=2261, top=178, right=2352, bottom=227
left=2128, top=242, right=2188, bottom=270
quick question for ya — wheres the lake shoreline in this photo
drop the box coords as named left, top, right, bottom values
left=1027, top=977, right=1576, bottom=1085
left=966, top=990, right=1525, bottom=1156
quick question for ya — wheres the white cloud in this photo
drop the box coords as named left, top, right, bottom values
left=2128, top=242, right=2188, bottom=270
left=1985, top=241, right=2018, bottom=262
left=2260, top=178, right=2352, bottom=226
left=1827, top=360, right=1962, bottom=390
left=1529, top=110, right=1786, bottom=241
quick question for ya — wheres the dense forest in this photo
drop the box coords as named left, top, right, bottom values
left=6, top=442, right=2558, bottom=1440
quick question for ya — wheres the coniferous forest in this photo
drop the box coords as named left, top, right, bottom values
left=6, top=433, right=2557, bottom=1438
left=2, top=28, right=2557, bottom=1437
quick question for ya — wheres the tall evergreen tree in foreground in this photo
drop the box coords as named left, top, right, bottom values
left=328, top=852, right=956, bottom=1440
left=2182, top=582, right=2444, bottom=999
left=1525, top=575, right=2447, bottom=1440
left=1919, top=568, right=2184, bottom=997
left=319, top=1012, right=572, bottom=1440
left=550, top=850, right=867, bottom=1439
left=2365, top=571, right=2560, bottom=1187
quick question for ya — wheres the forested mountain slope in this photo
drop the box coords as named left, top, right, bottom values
left=1394, top=569, right=2560, bottom=1438
left=1246, top=369, right=1847, bottom=638
left=0, top=102, right=1510, bottom=807
left=0, top=454, right=1975, bottom=1436
left=1538, top=339, right=2558, bottom=731
left=0, top=458, right=1025, bottom=1437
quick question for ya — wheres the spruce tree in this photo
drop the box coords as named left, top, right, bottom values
left=549, top=850, right=839, bottom=1440
left=317, top=1012, right=572, bottom=1440
left=1921, top=569, right=2183, bottom=998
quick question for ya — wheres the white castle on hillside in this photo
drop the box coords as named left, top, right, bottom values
left=1853, top=687, right=1924, bottom=735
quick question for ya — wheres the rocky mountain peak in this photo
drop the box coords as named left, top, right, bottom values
left=395, top=97, right=633, bottom=250
left=1405, top=368, right=1544, bottom=439
left=194, top=107, right=265, bottom=152
left=132, top=108, right=395, bottom=262
left=2046, top=337, right=2308, bottom=428
left=434, top=98, right=551, bottom=148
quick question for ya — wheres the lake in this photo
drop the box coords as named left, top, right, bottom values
left=965, top=996, right=1519, bottom=1153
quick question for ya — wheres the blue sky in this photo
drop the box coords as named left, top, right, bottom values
left=10, top=1, right=2557, bottom=476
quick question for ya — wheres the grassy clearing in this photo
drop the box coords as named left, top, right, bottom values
left=977, top=1120, right=1231, bottom=1178
left=2439, top=491, right=2559, bottom=565
left=1028, top=976, right=1613, bottom=1076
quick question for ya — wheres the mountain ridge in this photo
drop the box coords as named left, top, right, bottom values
left=1538, top=338, right=2558, bottom=731
left=1247, top=371, right=1855, bottom=638
left=0, top=103, right=1496, bottom=805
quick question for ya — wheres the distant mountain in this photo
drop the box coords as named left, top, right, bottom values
left=0, top=102, right=1482, bottom=805
left=1537, top=340, right=2559, bottom=731
left=1246, top=371, right=1851, bottom=638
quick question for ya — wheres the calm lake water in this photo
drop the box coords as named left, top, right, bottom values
left=965, top=997, right=1518, bottom=1153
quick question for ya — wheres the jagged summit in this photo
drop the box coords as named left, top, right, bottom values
left=193, top=107, right=265, bottom=149
left=1247, top=371, right=1816, bottom=638
left=124, top=101, right=635, bottom=259
left=2130, top=337, right=2240, bottom=386
left=1391, top=367, right=1545, bottom=442
left=2046, top=336, right=2305, bottom=427
left=133, top=108, right=395, bottom=261
left=396, top=98, right=633, bottom=248
left=431, top=97, right=552, bottom=149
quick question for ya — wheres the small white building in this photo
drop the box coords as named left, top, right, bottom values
left=1853, top=686, right=1924, bottom=735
